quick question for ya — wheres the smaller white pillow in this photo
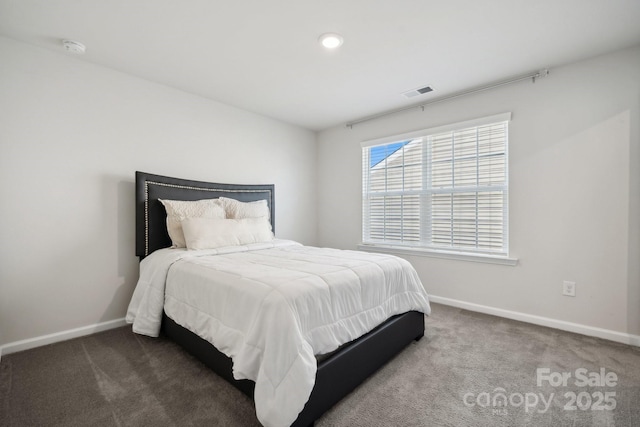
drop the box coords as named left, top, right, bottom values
left=220, top=197, right=270, bottom=220
left=181, top=217, right=274, bottom=250
left=159, top=198, right=225, bottom=248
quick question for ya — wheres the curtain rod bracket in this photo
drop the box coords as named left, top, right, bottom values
left=532, top=68, right=550, bottom=83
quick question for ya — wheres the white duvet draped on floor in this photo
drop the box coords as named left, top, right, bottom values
left=126, top=240, right=431, bottom=427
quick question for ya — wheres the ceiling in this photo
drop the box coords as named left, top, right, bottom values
left=1, top=1, right=639, bottom=131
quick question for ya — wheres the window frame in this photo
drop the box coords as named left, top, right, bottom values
left=360, top=113, right=517, bottom=265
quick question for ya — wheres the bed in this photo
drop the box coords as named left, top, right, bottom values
left=127, top=171, right=430, bottom=427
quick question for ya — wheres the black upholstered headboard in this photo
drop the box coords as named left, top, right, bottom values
left=135, top=171, right=275, bottom=258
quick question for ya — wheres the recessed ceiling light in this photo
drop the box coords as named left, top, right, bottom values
left=319, top=33, right=344, bottom=49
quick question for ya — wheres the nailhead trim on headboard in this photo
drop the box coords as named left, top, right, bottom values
left=144, top=180, right=273, bottom=257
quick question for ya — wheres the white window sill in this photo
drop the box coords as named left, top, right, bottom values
left=357, top=243, right=518, bottom=266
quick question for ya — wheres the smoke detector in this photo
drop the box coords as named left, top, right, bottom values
left=62, top=40, right=86, bottom=54
left=402, top=85, right=433, bottom=98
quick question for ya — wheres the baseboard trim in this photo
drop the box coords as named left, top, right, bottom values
left=429, top=295, right=640, bottom=347
left=0, top=317, right=127, bottom=360
left=1, top=298, right=638, bottom=361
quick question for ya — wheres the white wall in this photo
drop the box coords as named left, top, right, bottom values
left=317, top=46, right=640, bottom=339
left=0, top=37, right=317, bottom=347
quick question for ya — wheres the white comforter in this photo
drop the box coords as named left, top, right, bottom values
left=126, top=240, right=431, bottom=427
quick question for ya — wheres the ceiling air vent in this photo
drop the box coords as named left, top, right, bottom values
left=402, top=85, right=433, bottom=98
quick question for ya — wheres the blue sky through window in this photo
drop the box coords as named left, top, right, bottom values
left=370, top=141, right=409, bottom=167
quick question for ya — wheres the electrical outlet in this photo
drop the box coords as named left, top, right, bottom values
left=563, top=281, right=576, bottom=297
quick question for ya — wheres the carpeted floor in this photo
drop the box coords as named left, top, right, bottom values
left=1, top=303, right=639, bottom=427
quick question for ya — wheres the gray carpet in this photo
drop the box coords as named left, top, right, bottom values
left=1, top=303, right=639, bottom=427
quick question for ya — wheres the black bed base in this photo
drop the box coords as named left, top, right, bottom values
left=162, top=311, right=425, bottom=427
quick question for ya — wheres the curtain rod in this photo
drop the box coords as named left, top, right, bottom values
left=345, top=69, right=549, bottom=129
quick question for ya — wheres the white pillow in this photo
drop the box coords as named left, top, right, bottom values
left=181, top=217, right=274, bottom=250
left=220, top=197, right=270, bottom=220
left=159, top=198, right=225, bottom=248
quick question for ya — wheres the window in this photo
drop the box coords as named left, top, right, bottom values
left=361, top=113, right=510, bottom=257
